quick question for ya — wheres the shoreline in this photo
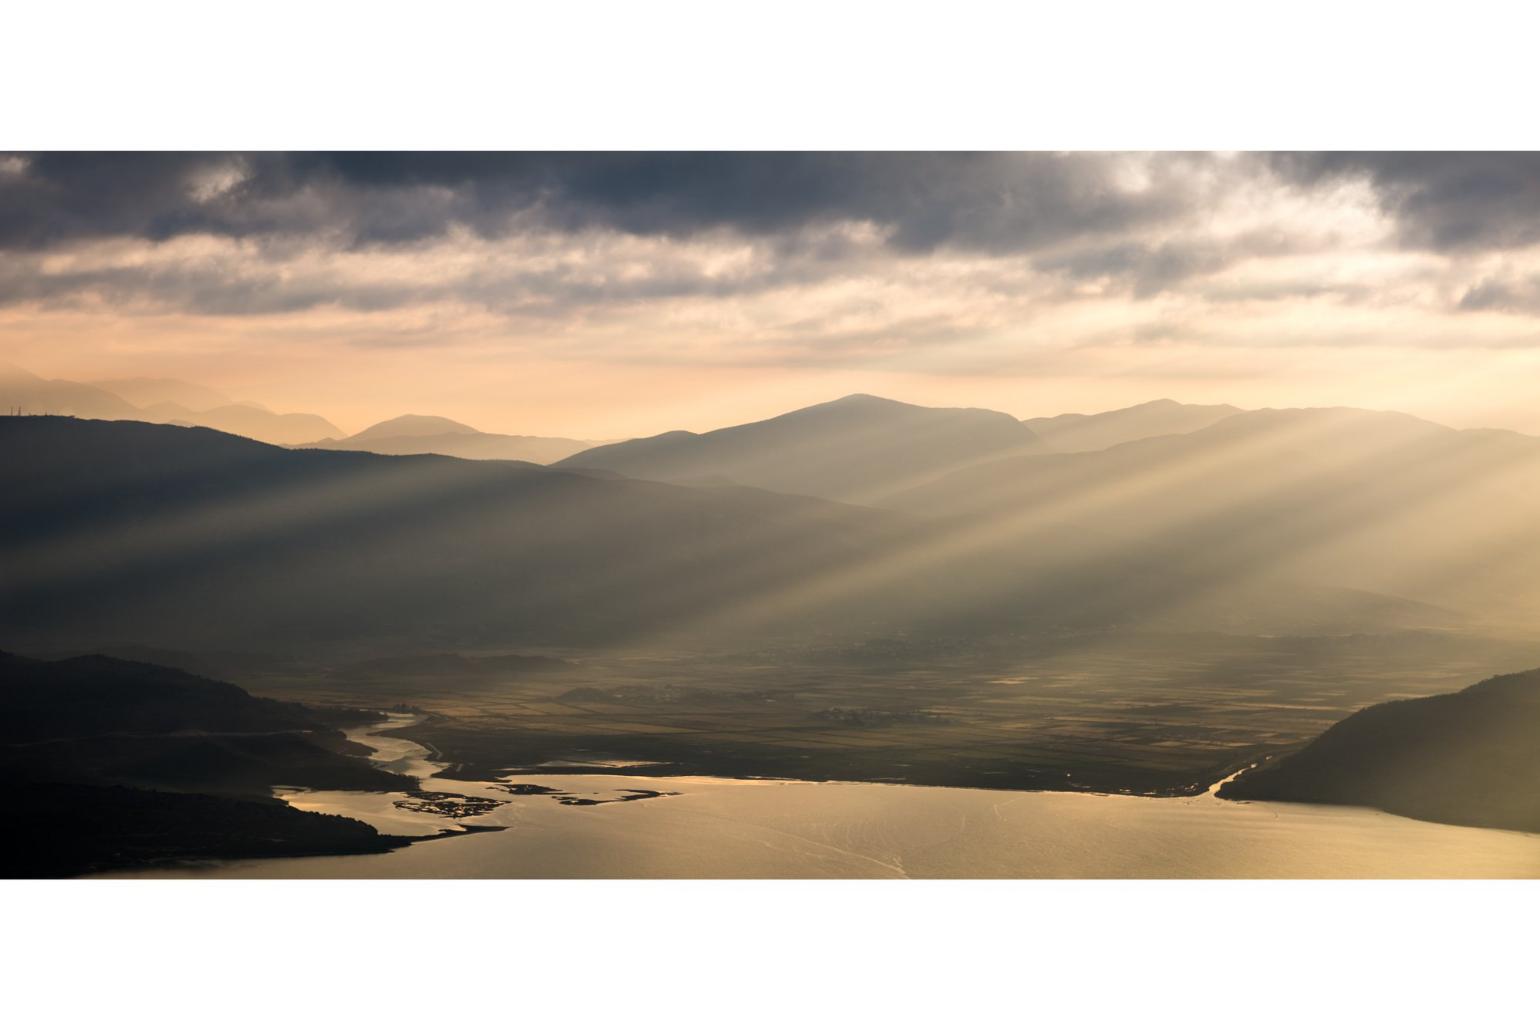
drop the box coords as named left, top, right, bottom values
left=368, top=712, right=1256, bottom=802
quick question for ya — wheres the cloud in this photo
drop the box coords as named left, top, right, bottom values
left=1269, top=152, right=1540, bottom=254
left=9, top=151, right=1540, bottom=398
left=0, top=152, right=1220, bottom=255
left=1459, top=274, right=1540, bottom=314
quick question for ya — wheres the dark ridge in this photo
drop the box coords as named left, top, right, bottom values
left=3, top=783, right=412, bottom=878
left=1220, top=668, right=1540, bottom=833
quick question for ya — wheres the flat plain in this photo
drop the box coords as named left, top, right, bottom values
left=241, top=629, right=1540, bottom=796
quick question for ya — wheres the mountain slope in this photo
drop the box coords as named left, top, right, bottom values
left=556, top=394, right=1044, bottom=504
left=1220, top=669, right=1540, bottom=833
left=889, top=407, right=1540, bottom=626
left=0, top=651, right=322, bottom=743
left=5, top=404, right=1519, bottom=659
left=0, top=650, right=407, bottom=794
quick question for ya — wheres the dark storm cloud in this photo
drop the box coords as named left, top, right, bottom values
left=1459, top=275, right=1540, bottom=315
left=10, top=152, right=1540, bottom=328
left=0, top=152, right=1200, bottom=254
left=1269, top=152, right=1540, bottom=253
left=12, top=152, right=1540, bottom=260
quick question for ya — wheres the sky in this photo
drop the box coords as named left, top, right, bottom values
left=6, top=151, right=1540, bottom=438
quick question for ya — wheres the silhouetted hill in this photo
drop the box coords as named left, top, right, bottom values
left=556, top=394, right=1044, bottom=504
left=307, top=413, right=594, bottom=463
left=0, top=650, right=426, bottom=875
left=1024, top=398, right=1241, bottom=452
left=4, top=783, right=410, bottom=877
left=0, top=651, right=319, bottom=743
left=1220, top=669, right=1540, bottom=833
left=0, top=651, right=408, bottom=793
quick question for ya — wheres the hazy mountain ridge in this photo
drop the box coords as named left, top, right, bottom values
left=1220, top=668, right=1540, bottom=834
left=556, top=395, right=1253, bottom=502
left=305, top=413, right=596, bottom=463
left=1023, top=398, right=1242, bottom=453
left=1, top=362, right=341, bottom=444
left=87, top=376, right=233, bottom=412
left=556, top=393, right=1046, bottom=503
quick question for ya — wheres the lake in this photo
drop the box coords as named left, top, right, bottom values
left=115, top=714, right=1540, bottom=878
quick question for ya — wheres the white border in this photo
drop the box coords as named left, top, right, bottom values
left=5, top=2, right=1539, bottom=149
left=5, top=3, right=1539, bottom=1023
left=3, top=879, right=1535, bottom=1026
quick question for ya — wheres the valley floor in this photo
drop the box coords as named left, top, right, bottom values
left=242, top=629, right=1540, bottom=797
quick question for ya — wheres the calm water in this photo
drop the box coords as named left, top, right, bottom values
left=118, top=714, right=1540, bottom=878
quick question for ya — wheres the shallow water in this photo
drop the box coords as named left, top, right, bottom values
left=119, top=714, right=1540, bottom=878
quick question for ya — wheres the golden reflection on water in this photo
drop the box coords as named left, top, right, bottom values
left=115, top=717, right=1540, bottom=880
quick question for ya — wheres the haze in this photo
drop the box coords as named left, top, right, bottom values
left=7, top=152, right=1540, bottom=438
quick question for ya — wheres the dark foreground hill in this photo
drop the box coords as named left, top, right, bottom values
left=1, top=651, right=333, bottom=743
left=0, top=651, right=404, bottom=784
left=1220, top=669, right=1540, bottom=833
left=4, top=784, right=412, bottom=878
left=0, top=651, right=428, bottom=876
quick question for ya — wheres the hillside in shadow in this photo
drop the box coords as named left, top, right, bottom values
left=1221, top=668, right=1540, bottom=833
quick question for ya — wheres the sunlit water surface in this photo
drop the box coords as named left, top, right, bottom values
left=118, top=714, right=1540, bottom=878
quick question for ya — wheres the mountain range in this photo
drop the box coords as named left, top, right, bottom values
left=1, top=362, right=340, bottom=445
left=8, top=388, right=1540, bottom=853
left=555, top=394, right=1045, bottom=504
left=1022, top=398, right=1241, bottom=452
left=0, top=416, right=913, bottom=651
left=7, top=392, right=1534, bottom=655
left=554, top=395, right=1252, bottom=504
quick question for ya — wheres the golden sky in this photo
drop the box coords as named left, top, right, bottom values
left=6, top=152, right=1540, bottom=438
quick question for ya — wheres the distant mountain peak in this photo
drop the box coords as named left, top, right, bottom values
left=351, top=414, right=481, bottom=441
left=1023, top=398, right=1244, bottom=453
left=825, top=392, right=907, bottom=407
left=555, top=393, right=1040, bottom=503
left=0, top=360, right=44, bottom=384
